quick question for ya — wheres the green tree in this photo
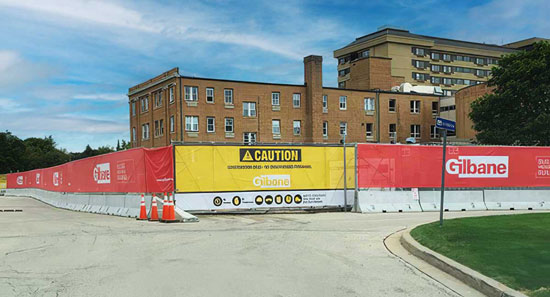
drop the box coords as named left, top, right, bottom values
left=0, top=131, right=26, bottom=173
left=470, top=41, right=550, bottom=145
left=22, top=136, right=70, bottom=170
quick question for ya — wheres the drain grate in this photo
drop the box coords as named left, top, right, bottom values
left=0, top=209, right=23, bottom=212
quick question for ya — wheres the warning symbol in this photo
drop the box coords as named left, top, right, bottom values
left=265, top=195, right=273, bottom=205
left=232, top=196, right=241, bottom=206
left=275, top=195, right=283, bottom=204
left=294, top=195, right=302, bottom=204
left=242, top=151, right=253, bottom=161
left=255, top=195, right=263, bottom=205
left=213, top=196, right=223, bottom=207
left=284, top=195, right=293, bottom=204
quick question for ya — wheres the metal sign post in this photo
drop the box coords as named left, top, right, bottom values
left=435, top=117, right=455, bottom=227
left=439, top=129, right=447, bottom=227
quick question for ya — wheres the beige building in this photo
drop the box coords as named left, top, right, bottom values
left=334, top=27, right=518, bottom=96
left=128, top=56, right=442, bottom=148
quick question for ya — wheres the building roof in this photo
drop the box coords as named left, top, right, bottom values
left=336, top=28, right=517, bottom=55
left=504, top=37, right=549, bottom=49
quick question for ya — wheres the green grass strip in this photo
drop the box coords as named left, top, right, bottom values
left=410, top=213, right=550, bottom=297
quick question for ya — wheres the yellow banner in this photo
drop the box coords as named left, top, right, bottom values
left=0, top=174, right=6, bottom=189
left=175, top=145, right=355, bottom=193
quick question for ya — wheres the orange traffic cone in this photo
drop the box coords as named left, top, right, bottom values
left=149, top=194, right=159, bottom=221
left=137, top=194, right=147, bottom=220
left=162, top=192, right=168, bottom=219
left=161, top=193, right=177, bottom=223
left=169, top=193, right=176, bottom=221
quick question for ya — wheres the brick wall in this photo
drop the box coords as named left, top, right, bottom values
left=455, top=83, right=495, bottom=140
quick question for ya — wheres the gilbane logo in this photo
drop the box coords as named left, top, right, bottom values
left=446, top=156, right=508, bottom=178
left=253, top=175, right=291, bottom=188
left=93, top=163, right=111, bottom=184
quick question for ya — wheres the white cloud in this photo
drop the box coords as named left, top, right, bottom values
left=0, top=0, right=352, bottom=61
left=73, top=93, right=127, bottom=102
left=0, top=50, right=54, bottom=89
left=0, top=98, right=33, bottom=113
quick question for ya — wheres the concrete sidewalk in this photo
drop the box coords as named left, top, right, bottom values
left=0, top=195, right=535, bottom=297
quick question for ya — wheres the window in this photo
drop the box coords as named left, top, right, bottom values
left=389, top=99, right=396, bottom=112
left=153, top=119, right=164, bottom=136
left=389, top=124, right=396, bottom=138
left=339, top=122, right=347, bottom=136
left=339, top=96, right=347, bottom=110
left=271, top=92, right=280, bottom=106
left=413, top=60, right=428, bottom=69
left=140, top=96, right=149, bottom=112
left=431, top=64, right=441, bottom=72
left=338, top=81, right=346, bottom=88
left=410, top=125, right=421, bottom=138
left=184, top=86, right=198, bottom=101
left=154, top=90, right=162, bottom=107
left=432, top=102, right=439, bottom=116
left=293, top=120, right=301, bottom=135
left=442, top=54, right=451, bottom=61
left=410, top=100, right=420, bottom=113
left=431, top=52, right=441, bottom=60
left=364, top=98, right=375, bottom=111
left=293, top=93, right=301, bottom=108
left=412, top=72, right=429, bottom=81
left=243, top=132, right=256, bottom=144
left=206, top=88, right=214, bottom=103
left=431, top=125, right=440, bottom=138
left=366, top=123, right=373, bottom=138
left=322, top=95, right=328, bottom=109
left=431, top=76, right=441, bottom=84
left=170, top=116, right=175, bottom=133
left=413, top=47, right=426, bottom=56
left=225, top=118, right=234, bottom=133
left=322, top=121, right=328, bottom=137
left=443, top=66, right=452, bottom=73
left=132, top=127, right=136, bottom=142
left=488, top=58, right=499, bottom=65
left=475, top=69, right=487, bottom=77
left=224, top=89, right=233, bottom=104
left=272, top=120, right=281, bottom=135
left=207, top=117, right=215, bottom=133
left=443, top=78, right=453, bottom=85
left=185, top=116, right=198, bottom=132
left=243, top=102, right=256, bottom=117
left=142, top=123, right=150, bottom=140
left=338, top=68, right=350, bottom=77
left=169, top=87, right=174, bottom=103
left=360, top=50, right=370, bottom=58
left=475, top=57, right=486, bottom=65
left=131, top=101, right=136, bottom=116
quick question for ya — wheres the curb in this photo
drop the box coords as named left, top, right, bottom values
left=400, top=230, right=527, bottom=297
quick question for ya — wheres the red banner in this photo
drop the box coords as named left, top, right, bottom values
left=7, top=146, right=173, bottom=193
left=357, top=144, right=550, bottom=188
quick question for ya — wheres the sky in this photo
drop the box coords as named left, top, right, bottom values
left=0, top=0, right=548, bottom=152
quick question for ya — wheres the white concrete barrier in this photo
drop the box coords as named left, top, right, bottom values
left=357, top=189, right=422, bottom=213
left=418, top=190, right=486, bottom=211
left=484, top=190, right=549, bottom=210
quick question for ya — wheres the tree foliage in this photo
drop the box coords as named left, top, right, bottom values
left=470, top=41, right=550, bottom=145
left=0, top=131, right=130, bottom=173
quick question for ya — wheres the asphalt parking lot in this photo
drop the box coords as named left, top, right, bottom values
left=0, top=195, right=517, bottom=297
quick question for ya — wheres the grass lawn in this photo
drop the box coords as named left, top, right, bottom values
left=411, top=213, right=550, bottom=297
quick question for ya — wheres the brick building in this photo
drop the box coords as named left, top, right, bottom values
left=333, top=27, right=526, bottom=95
left=128, top=55, right=442, bottom=148
left=455, top=83, right=495, bottom=141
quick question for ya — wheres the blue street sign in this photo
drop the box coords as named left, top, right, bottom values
left=435, top=117, right=456, bottom=132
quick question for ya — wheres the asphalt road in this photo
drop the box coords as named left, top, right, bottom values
left=0, top=195, right=508, bottom=297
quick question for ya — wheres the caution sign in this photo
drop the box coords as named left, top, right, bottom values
left=175, top=145, right=355, bottom=193
left=240, top=148, right=301, bottom=162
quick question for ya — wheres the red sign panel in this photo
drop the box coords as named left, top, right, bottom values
left=7, top=146, right=173, bottom=193
left=357, top=144, right=550, bottom=188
